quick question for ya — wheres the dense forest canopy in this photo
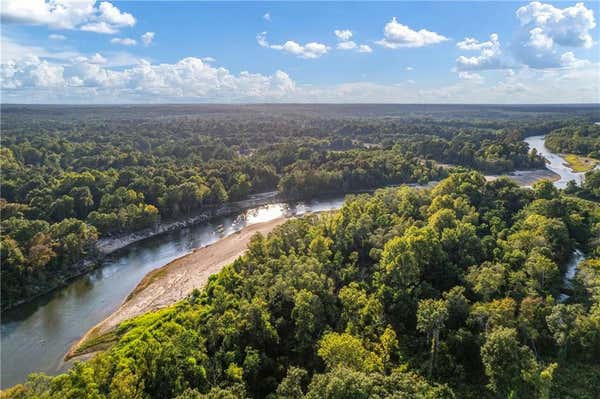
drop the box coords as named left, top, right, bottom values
left=545, top=124, right=600, bottom=159
left=3, top=171, right=599, bottom=398
left=1, top=104, right=599, bottom=308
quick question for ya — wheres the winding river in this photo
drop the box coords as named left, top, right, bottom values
left=524, top=135, right=590, bottom=188
left=0, top=135, right=591, bottom=389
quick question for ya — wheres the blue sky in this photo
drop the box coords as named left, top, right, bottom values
left=1, top=1, right=599, bottom=103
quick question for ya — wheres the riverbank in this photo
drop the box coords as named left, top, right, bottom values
left=484, top=168, right=561, bottom=186
left=96, top=191, right=281, bottom=255
left=562, top=154, right=599, bottom=173
left=66, top=216, right=291, bottom=359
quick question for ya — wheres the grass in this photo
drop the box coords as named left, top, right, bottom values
left=71, top=329, right=118, bottom=356
left=563, top=154, right=599, bottom=173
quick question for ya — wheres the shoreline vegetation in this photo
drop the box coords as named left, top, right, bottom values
left=66, top=168, right=561, bottom=361
left=0, top=192, right=280, bottom=311
left=4, top=167, right=559, bottom=312
left=562, top=154, right=599, bottom=173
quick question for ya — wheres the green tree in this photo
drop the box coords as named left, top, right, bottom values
left=416, top=298, right=448, bottom=377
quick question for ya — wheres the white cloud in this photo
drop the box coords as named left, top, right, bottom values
left=512, top=2, right=596, bottom=69
left=1, top=0, right=136, bottom=34
left=257, top=32, right=329, bottom=59
left=516, top=2, right=596, bottom=49
left=337, top=41, right=357, bottom=50
left=111, top=37, right=136, bottom=46
left=405, top=66, right=414, bottom=71
left=334, top=29, right=372, bottom=53
left=560, top=51, right=590, bottom=68
left=141, top=32, right=155, bottom=47
left=2, top=54, right=597, bottom=103
left=263, top=12, right=271, bottom=22
left=455, top=3, right=596, bottom=71
left=49, top=34, right=66, bottom=41
left=96, top=1, right=134, bottom=27
left=456, top=33, right=511, bottom=71
left=1, top=56, right=297, bottom=102
left=87, top=53, right=107, bottom=64
left=202, top=57, right=216, bottom=63
left=357, top=44, right=372, bottom=53
left=376, top=17, right=448, bottom=48
left=457, top=34, right=499, bottom=51
left=458, top=71, right=484, bottom=84
left=334, top=29, right=353, bottom=41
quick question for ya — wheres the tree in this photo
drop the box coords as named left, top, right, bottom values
left=480, top=327, right=536, bottom=397
left=546, top=304, right=583, bottom=358
left=416, top=298, right=448, bottom=377
left=466, top=262, right=506, bottom=301
left=291, top=289, right=325, bottom=354
left=317, top=332, right=381, bottom=372
left=276, top=367, right=308, bottom=399
left=524, top=252, right=560, bottom=295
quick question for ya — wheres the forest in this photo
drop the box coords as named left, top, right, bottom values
left=3, top=171, right=599, bottom=398
left=545, top=124, right=600, bottom=159
left=5, top=104, right=591, bottom=308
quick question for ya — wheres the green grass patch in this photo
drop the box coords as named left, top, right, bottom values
left=563, top=154, right=599, bottom=173
left=74, top=329, right=118, bottom=355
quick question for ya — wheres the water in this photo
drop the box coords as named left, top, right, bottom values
left=0, top=197, right=345, bottom=389
left=524, top=135, right=589, bottom=189
left=525, top=135, right=589, bottom=302
left=558, top=249, right=585, bottom=302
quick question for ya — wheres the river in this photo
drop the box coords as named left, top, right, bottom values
left=524, top=135, right=590, bottom=188
left=0, top=197, right=344, bottom=389
left=0, top=135, right=591, bottom=389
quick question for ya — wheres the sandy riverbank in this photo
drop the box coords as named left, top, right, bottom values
left=484, top=168, right=560, bottom=187
left=67, top=216, right=289, bottom=359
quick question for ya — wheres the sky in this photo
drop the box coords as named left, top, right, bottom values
left=1, top=0, right=599, bottom=104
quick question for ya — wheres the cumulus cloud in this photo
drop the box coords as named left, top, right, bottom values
left=2, top=53, right=597, bottom=103
left=1, top=55, right=297, bottom=102
left=516, top=2, right=596, bottom=48
left=455, top=3, right=596, bottom=71
left=1, top=0, right=135, bottom=34
left=513, top=2, right=596, bottom=68
left=257, top=32, right=329, bottom=59
left=376, top=17, right=448, bottom=48
left=141, top=32, right=155, bottom=47
left=263, top=12, right=271, bottom=22
left=456, top=33, right=512, bottom=71
left=334, top=29, right=353, bottom=41
left=334, top=29, right=372, bottom=53
left=457, top=34, right=499, bottom=51
left=111, top=37, right=136, bottom=46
